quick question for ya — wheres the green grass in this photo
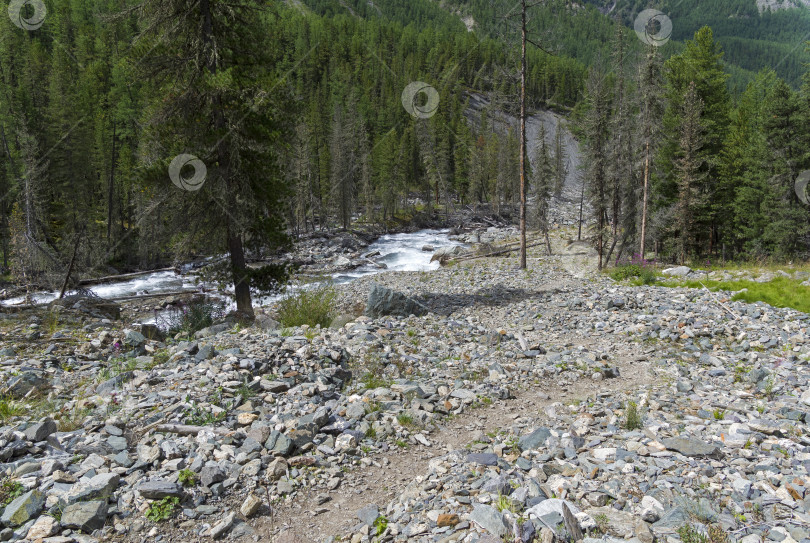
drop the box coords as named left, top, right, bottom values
left=608, top=264, right=657, bottom=285
left=276, top=285, right=337, bottom=328
left=662, top=276, right=810, bottom=313
left=0, top=398, right=25, bottom=424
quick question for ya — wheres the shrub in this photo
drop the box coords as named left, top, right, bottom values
left=177, top=469, right=197, bottom=487
left=276, top=286, right=337, bottom=328
left=0, top=478, right=24, bottom=505
left=624, top=401, right=642, bottom=430
left=160, top=299, right=226, bottom=337
left=145, top=496, right=180, bottom=522
left=609, top=254, right=657, bottom=285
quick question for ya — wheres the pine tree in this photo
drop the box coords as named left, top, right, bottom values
left=674, top=82, right=706, bottom=264
left=533, top=124, right=553, bottom=254
left=582, top=67, right=611, bottom=270
left=136, top=0, right=292, bottom=317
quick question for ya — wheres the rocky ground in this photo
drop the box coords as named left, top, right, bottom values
left=0, top=229, right=808, bottom=543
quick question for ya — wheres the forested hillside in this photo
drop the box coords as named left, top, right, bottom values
left=1, top=0, right=810, bottom=308
left=0, top=0, right=584, bottom=302
left=584, top=0, right=810, bottom=90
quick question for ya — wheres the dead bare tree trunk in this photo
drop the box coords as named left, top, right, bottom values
left=518, top=0, right=528, bottom=270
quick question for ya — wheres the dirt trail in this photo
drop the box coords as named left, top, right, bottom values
left=250, top=233, right=643, bottom=542
left=256, top=334, right=655, bottom=543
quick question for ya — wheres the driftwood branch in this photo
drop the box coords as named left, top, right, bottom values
left=699, top=282, right=740, bottom=320
left=155, top=424, right=231, bottom=436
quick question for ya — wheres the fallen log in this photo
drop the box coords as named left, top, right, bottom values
left=453, top=240, right=549, bottom=262
left=108, top=289, right=200, bottom=302
left=78, top=267, right=176, bottom=286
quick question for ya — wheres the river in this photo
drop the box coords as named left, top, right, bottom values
left=1, top=229, right=464, bottom=307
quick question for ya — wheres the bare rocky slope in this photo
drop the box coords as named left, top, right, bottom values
left=0, top=230, right=808, bottom=543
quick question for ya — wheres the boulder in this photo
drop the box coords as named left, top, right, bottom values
left=61, top=500, right=107, bottom=533
left=662, top=266, right=692, bottom=277
left=469, top=504, right=508, bottom=537
left=365, top=283, right=428, bottom=318
left=4, top=372, right=47, bottom=399
left=0, top=490, right=45, bottom=527
left=24, top=418, right=57, bottom=442
left=661, top=436, right=721, bottom=458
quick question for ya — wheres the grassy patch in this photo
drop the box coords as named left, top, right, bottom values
left=276, top=286, right=337, bottom=328
left=0, top=398, right=25, bottom=424
left=662, top=276, right=810, bottom=313
left=608, top=263, right=657, bottom=285
left=161, top=299, right=226, bottom=337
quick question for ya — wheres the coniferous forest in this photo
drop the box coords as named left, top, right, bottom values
left=2, top=0, right=810, bottom=309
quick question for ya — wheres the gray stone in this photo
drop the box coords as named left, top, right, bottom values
left=519, top=427, right=551, bottom=452
left=200, top=465, right=227, bottom=488
left=469, top=504, right=507, bottom=537
left=210, top=511, right=235, bottom=540
left=662, top=266, right=692, bottom=277
left=265, top=431, right=294, bottom=456
left=64, top=473, right=120, bottom=505
left=137, top=480, right=184, bottom=500
left=364, top=283, right=428, bottom=318
left=661, top=437, right=721, bottom=458
left=124, top=330, right=146, bottom=347
left=466, top=453, right=498, bottom=466
left=24, top=419, right=57, bottom=442
left=4, top=372, right=47, bottom=399
left=0, top=490, right=44, bottom=527
left=357, top=504, right=380, bottom=527
left=95, top=371, right=134, bottom=394
left=61, top=500, right=107, bottom=533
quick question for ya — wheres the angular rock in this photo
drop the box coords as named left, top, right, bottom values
left=661, top=436, right=721, bottom=458
left=469, top=504, right=507, bottom=537
left=519, top=427, right=551, bottom=452
left=137, top=480, right=184, bottom=500
left=0, top=490, right=44, bottom=527
left=61, top=500, right=108, bottom=533
left=357, top=504, right=380, bottom=527
left=64, top=473, right=120, bottom=505
left=364, top=283, right=428, bottom=318
left=24, top=419, right=57, bottom=442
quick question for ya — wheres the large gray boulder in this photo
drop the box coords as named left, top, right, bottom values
left=62, top=500, right=108, bottom=532
left=364, top=283, right=427, bottom=318
left=0, top=490, right=45, bottom=527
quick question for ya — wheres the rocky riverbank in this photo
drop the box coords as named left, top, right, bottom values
left=0, top=231, right=808, bottom=543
